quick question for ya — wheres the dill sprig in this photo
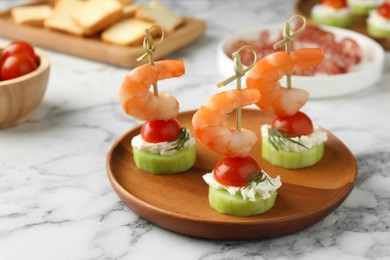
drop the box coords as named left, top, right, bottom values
left=244, top=170, right=274, bottom=189
left=267, top=128, right=308, bottom=152
left=168, top=128, right=190, bottom=151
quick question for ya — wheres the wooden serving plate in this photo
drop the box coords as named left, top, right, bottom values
left=106, top=109, right=357, bottom=240
left=0, top=1, right=206, bottom=68
left=295, top=0, right=390, bottom=50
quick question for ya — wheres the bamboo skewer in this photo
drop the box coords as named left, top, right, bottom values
left=217, top=45, right=258, bottom=131
left=273, top=15, right=306, bottom=89
left=137, top=25, right=165, bottom=97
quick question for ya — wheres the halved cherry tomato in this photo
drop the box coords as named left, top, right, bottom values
left=322, top=0, right=347, bottom=9
left=214, top=156, right=260, bottom=187
left=1, top=53, right=37, bottom=80
left=141, top=119, right=181, bottom=143
left=271, top=111, right=314, bottom=136
left=378, top=3, right=390, bottom=19
left=1, top=41, right=38, bottom=65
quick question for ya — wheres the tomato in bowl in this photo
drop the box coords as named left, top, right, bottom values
left=0, top=41, right=50, bottom=128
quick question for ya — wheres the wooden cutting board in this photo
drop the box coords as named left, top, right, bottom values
left=0, top=1, right=206, bottom=68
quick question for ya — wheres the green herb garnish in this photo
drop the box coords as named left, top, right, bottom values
left=244, top=170, right=274, bottom=189
left=268, top=128, right=308, bottom=152
left=168, top=128, right=190, bottom=151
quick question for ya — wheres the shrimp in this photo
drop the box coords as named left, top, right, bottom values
left=119, top=60, right=185, bottom=121
left=192, top=89, right=261, bottom=158
left=246, top=48, right=323, bottom=116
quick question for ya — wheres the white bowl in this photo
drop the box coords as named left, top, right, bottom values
left=217, top=24, right=385, bottom=99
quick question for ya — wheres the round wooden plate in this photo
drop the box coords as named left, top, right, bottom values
left=295, top=0, right=390, bottom=50
left=106, top=110, right=357, bottom=240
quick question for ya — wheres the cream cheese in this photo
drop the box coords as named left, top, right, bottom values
left=203, top=171, right=282, bottom=202
left=131, top=129, right=196, bottom=155
left=261, top=124, right=328, bottom=153
left=311, top=4, right=351, bottom=18
left=367, top=10, right=390, bottom=30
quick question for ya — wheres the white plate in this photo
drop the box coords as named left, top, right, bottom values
left=217, top=24, right=385, bottom=99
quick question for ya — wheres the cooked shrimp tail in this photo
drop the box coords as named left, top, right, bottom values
left=119, top=60, right=185, bottom=121
left=192, top=89, right=261, bottom=157
left=246, top=48, right=323, bottom=116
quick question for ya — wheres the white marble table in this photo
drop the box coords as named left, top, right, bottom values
left=1, top=0, right=390, bottom=259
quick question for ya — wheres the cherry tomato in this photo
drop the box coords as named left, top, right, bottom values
left=141, top=119, right=181, bottom=143
left=1, top=53, right=37, bottom=80
left=322, top=0, right=347, bottom=9
left=271, top=111, right=314, bottom=136
left=378, top=3, right=390, bottom=19
left=1, top=41, right=38, bottom=65
left=214, top=156, right=260, bottom=187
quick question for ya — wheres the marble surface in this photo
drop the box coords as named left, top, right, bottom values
left=1, top=0, right=390, bottom=259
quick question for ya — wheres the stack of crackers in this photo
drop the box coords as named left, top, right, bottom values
left=10, top=0, right=184, bottom=46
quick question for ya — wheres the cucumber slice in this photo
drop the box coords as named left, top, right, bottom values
left=367, top=23, right=390, bottom=38
left=350, top=5, right=376, bottom=15
left=262, top=137, right=324, bottom=169
left=311, top=14, right=352, bottom=28
left=132, top=145, right=196, bottom=174
left=208, top=186, right=277, bottom=217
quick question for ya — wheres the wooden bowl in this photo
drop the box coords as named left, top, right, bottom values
left=0, top=42, right=50, bottom=128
